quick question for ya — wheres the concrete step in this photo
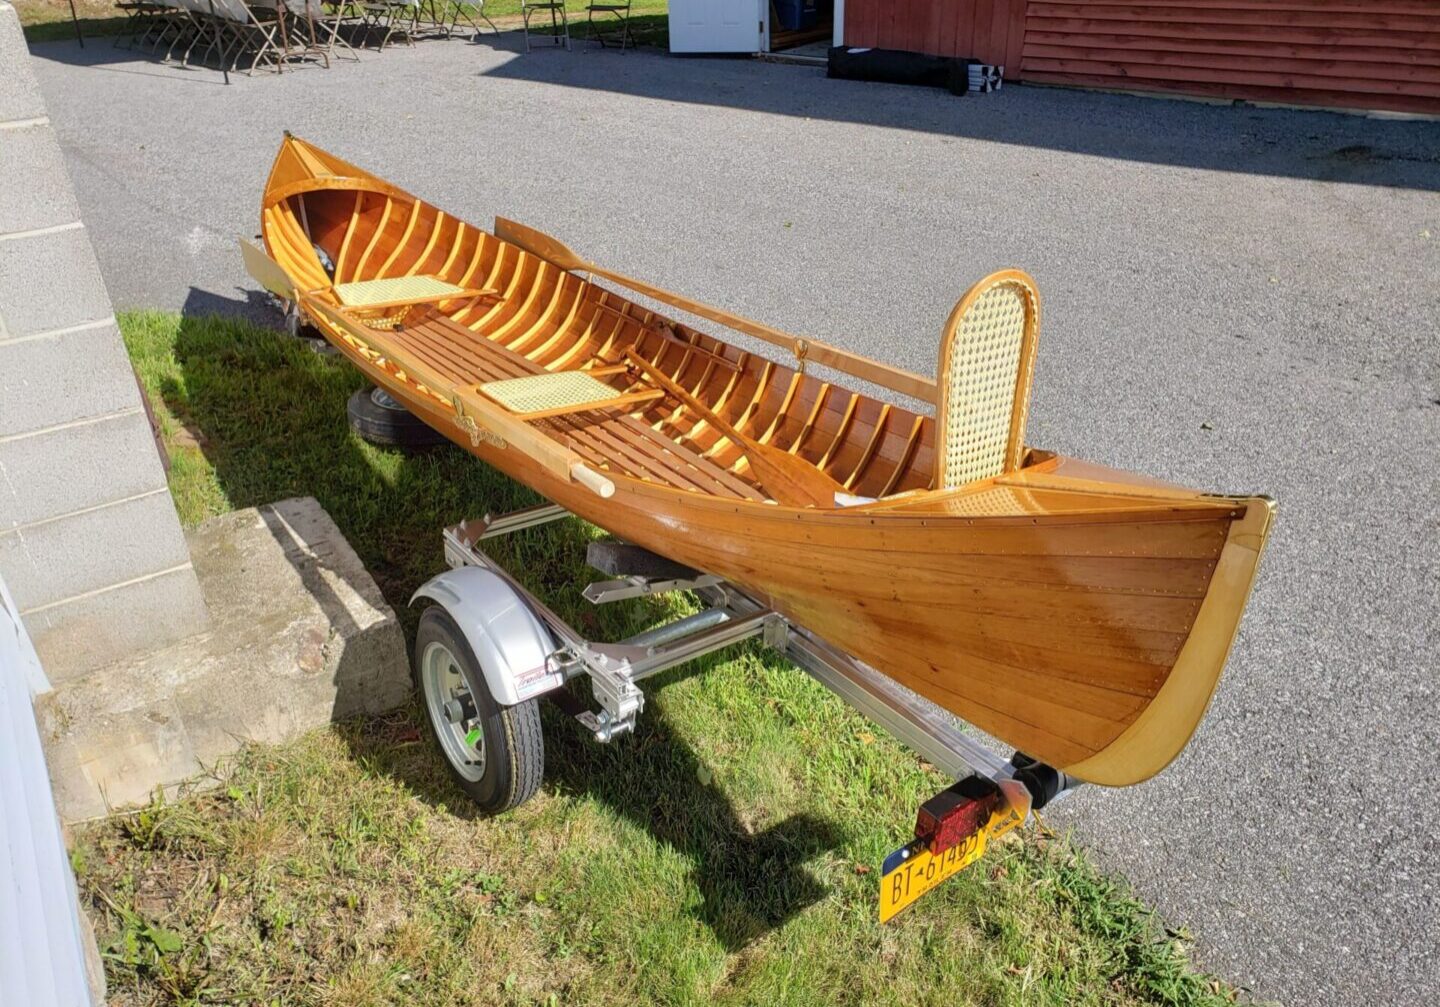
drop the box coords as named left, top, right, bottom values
left=36, top=497, right=411, bottom=822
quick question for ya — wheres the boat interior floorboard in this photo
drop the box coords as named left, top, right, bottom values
left=397, top=313, right=766, bottom=502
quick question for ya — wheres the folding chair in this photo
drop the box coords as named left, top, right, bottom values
left=305, top=0, right=361, bottom=59
left=585, top=0, right=631, bottom=51
left=177, top=0, right=229, bottom=66
left=359, top=0, right=417, bottom=50
left=113, top=1, right=166, bottom=48
left=278, top=0, right=343, bottom=66
left=443, top=0, right=497, bottom=39
left=162, top=0, right=207, bottom=63
left=521, top=0, right=570, bottom=52
left=212, top=0, right=289, bottom=73
left=133, top=0, right=181, bottom=53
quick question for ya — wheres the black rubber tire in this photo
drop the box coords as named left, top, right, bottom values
left=414, top=606, right=545, bottom=815
left=347, top=386, right=448, bottom=449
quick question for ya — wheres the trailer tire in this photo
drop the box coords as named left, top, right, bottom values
left=414, top=605, right=544, bottom=814
left=348, top=386, right=448, bottom=449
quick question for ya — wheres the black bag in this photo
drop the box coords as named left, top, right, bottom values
left=827, top=46, right=974, bottom=96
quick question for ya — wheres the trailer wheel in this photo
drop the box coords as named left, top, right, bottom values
left=348, top=386, right=448, bottom=449
left=414, top=606, right=544, bottom=814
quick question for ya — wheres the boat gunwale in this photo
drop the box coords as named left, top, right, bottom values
left=264, top=173, right=1245, bottom=521
left=311, top=302, right=1246, bottom=528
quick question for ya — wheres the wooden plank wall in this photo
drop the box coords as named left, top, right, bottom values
left=844, top=1, right=1028, bottom=71
left=1018, top=1, right=1440, bottom=114
left=841, top=1, right=1440, bottom=114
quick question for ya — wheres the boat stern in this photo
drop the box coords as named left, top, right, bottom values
left=1062, top=495, right=1277, bottom=786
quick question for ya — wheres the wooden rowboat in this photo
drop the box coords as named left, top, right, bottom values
left=246, top=134, right=1275, bottom=787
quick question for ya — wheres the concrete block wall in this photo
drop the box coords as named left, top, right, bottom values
left=0, top=2, right=209, bottom=683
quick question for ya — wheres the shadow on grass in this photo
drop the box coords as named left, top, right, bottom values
left=540, top=675, right=848, bottom=950
left=343, top=675, right=846, bottom=951
left=150, top=307, right=842, bottom=950
left=22, top=15, right=127, bottom=44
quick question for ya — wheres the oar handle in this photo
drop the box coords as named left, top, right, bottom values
left=570, top=462, right=615, bottom=499
left=622, top=350, right=744, bottom=445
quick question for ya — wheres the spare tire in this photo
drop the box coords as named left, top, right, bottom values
left=347, top=386, right=449, bottom=449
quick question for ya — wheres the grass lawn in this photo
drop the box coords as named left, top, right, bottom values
left=18, top=0, right=669, bottom=45
left=71, top=309, right=1248, bottom=1006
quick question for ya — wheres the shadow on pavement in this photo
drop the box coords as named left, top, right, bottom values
left=477, top=49, right=1440, bottom=192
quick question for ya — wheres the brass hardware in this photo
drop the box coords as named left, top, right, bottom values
left=452, top=394, right=506, bottom=449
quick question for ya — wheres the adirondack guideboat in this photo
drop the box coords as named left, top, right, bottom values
left=243, top=134, right=1275, bottom=921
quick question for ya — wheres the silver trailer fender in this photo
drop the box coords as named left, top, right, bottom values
left=410, top=567, right=563, bottom=706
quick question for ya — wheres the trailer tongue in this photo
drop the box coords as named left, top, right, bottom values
left=412, top=501, right=1079, bottom=923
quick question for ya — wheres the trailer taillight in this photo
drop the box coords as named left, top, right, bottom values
left=915, top=776, right=1001, bottom=856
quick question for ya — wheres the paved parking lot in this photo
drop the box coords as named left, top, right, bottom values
left=29, top=34, right=1440, bottom=1006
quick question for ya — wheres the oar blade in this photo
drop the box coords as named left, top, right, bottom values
left=746, top=448, right=844, bottom=510
left=493, top=217, right=588, bottom=272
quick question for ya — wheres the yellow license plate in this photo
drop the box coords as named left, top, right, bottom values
left=878, top=806, right=1022, bottom=923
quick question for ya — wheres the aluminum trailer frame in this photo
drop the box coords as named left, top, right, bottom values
left=415, top=501, right=1081, bottom=836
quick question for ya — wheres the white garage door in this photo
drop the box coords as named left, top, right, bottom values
left=668, top=0, right=762, bottom=53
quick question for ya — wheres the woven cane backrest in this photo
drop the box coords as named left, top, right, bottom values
left=934, top=270, right=1040, bottom=489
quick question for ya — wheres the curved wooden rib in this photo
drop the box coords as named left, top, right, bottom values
left=352, top=197, right=394, bottom=281
left=332, top=191, right=365, bottom=283
left=255, top=135, right=1277, bottom=786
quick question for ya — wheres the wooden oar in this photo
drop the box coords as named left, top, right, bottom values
left=494, top=217, right=937, bottom=404
left=623, top=350, right=842, bottom=509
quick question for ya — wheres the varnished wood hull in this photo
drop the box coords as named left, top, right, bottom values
left=256, top=136, right=1275, bottom=786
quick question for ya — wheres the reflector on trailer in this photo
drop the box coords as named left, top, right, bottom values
left=915, top=775, right=1001, bottom=856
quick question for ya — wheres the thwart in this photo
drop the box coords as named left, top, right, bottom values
left=244, top=134, right=1275, bottom=787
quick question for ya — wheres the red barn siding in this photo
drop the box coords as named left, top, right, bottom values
left=1019, top=1, right=1440, bottom=114
left=842, top=1, right=1440, bottom=114
left=845, top=0, right=1028, bottom=67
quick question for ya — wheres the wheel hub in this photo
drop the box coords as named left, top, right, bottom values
left=420, top=641, right=486, bottom=782
left=370, top=387, right=405, bottom=411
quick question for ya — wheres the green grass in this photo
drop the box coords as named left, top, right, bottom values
left=16, top=0, right=128, bottom=41
left=18, top=0, right=670, bottom=45
left=73, top=309, right=1251, bottom=1006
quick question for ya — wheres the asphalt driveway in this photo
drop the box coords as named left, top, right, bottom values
left=28, top=34, right=1440, bottom=1006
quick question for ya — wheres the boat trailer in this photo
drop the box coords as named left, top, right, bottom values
left=411, top=501, right=1082, bottom=921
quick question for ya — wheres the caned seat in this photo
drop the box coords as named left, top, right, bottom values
left=331, top=275, right=496, bottom=331
left=333, top=274, right=468, bottom=309
left=933, top=270, right=1040, bottom=490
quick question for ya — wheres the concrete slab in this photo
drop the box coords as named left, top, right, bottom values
left=37, top=497, right=411, bottom=821
left=24, top=564, right=212, bottom=682
left=0, top=4, right=45, bottom=123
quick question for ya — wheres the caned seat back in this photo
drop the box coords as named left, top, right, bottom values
left=934, top=269, right=1040, bottom=490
